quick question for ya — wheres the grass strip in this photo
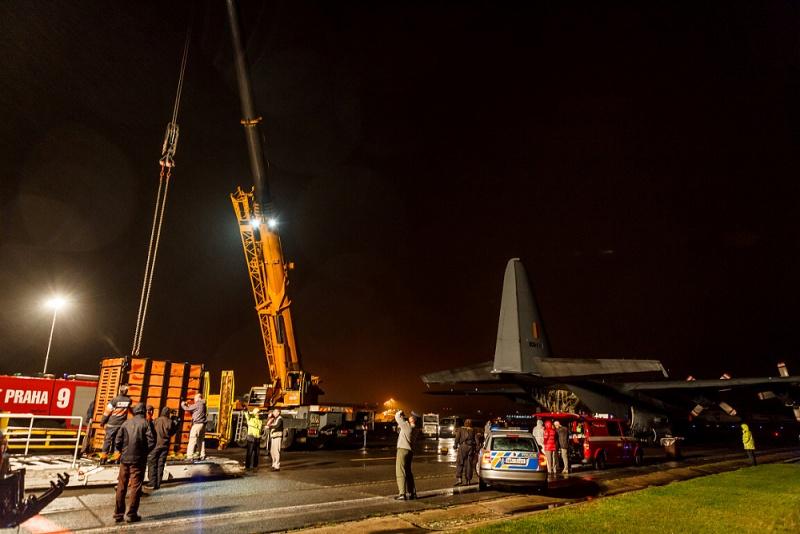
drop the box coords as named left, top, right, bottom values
left=467, top=463, right=800, bottom=533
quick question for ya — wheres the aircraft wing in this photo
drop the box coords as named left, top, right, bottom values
left=421, top=361, right=498, bottom=384
left=621, top=376, right=800, bottom=391
left=528, top=356, right=668, bottom=379
left=425, top=385, right=528, bottom=396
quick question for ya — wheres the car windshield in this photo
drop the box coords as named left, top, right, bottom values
left=490, top=436, right=537, bottom=452
left=423, top=416, right=437, bottom=423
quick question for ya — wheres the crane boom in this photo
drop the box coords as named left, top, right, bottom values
left=224, top=0, right=270, bottom=211
left=226, top=1, right=318, bottom=406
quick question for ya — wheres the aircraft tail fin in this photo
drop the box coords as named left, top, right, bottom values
left=492, top=258, right=667, bottom=379
left=492, top=258, right=551, bottom=374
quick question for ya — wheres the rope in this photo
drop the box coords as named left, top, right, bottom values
left=131, top=24, right=191, bottom=356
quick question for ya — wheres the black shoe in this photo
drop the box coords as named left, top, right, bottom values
left=114, top=516, right=124, bottom=523
left=143, top=483, right=155, bottom=489
left=126, top=514, right=142, bottom=523
left=407, top=493, right=417, bottom=500
left=394, top=494, right=406, bottom=500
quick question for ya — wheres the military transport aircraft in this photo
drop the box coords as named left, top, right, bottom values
left=422, top=259, right=800, bottom=438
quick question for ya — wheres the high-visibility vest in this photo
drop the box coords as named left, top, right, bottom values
left=245, top=413, right=263, bottom=439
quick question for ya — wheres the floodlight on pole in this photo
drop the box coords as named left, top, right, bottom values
left=42, top=296, right=68, bottom=375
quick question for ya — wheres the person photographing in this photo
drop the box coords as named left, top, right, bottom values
left=394, top=409, right=419, bottom=500
left=243, top=408, right=263, bottom=470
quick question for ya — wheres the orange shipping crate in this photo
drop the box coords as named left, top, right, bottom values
left=89, top=356, right=205, bottom=455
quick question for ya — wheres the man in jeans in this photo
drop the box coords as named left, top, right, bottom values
left=114, top=403, right=155, bottom=523
left=181, top=393, right=207, bottom=461
left=554, top=420, right=570, bottom=474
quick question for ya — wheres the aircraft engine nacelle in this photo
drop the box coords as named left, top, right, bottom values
left=629, top=405, right=671, bottom=443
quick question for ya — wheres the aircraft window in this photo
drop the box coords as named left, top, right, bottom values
left=607, top=422, right=621, bottom=436
left=490, top=437, right=537, bottom=452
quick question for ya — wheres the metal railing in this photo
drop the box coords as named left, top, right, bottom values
left=0, top=413, right=84, bottom=467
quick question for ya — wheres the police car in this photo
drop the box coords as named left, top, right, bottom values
left=477, top=428, right=547, bottom=491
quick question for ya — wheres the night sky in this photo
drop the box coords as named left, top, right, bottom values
left=1, top=1, right=799, bottom=412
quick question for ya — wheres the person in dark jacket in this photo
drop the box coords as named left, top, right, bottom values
left=454, top=419, right=477, bottom=486
left=80, top=399, right=96, bottom=457
left=554, top=421, right=570, bottom=474
left=100, top=385, right=132, bottom=464
left=145, top=407, right=177, bottom=489
left=113, top=403, right=155, bottom=523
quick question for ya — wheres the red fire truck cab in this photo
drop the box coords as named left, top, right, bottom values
left=0, top=374, right=97, bottom=428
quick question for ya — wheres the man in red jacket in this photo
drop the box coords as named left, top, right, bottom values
left=542, top=420, right=558, bottom=476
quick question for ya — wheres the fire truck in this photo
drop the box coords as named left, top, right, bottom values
left=535, top=412, right=645, bottom=469
left=0, top=375, right=81, bottom=526
left=0, top=374, right=97, bottom=450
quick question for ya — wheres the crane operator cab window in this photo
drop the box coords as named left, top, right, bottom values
left=287, top=371, right=301, bottom=391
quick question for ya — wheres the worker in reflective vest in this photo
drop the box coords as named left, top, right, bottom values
left=243, top=408, right=263, bottom=469
left=741, top=423, right=756, bottom=466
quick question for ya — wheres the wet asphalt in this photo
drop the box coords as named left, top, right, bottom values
left=6, top=440, right=797, bottom=533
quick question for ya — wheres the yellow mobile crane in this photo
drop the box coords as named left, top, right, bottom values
left=230, top=189, right=319, bottom=407
left=225, top=1, right=319, bottom=409
left=225, top=2, right=373, bottom=450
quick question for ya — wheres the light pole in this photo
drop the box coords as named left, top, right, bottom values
left=42, top=296, right=68, bottom=375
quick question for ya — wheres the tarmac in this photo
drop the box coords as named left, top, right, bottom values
left=4, top=441, right=799, bottom=533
